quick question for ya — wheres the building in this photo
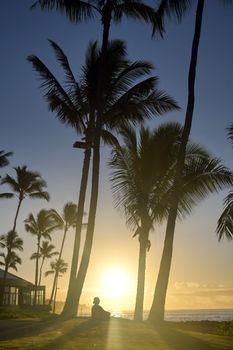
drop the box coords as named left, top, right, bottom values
left=0, top=268, right=45, bottom=307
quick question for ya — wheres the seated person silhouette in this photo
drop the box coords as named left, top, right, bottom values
left=91, top=297, right=110, bottom=321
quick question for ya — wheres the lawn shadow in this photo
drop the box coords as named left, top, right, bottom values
left=155, top=322, right=216, bottom=350
left=0, top=318, right=61, bottom=341
left=37, top=317, right=111, bottom=350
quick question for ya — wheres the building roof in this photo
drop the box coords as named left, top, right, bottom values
left=0, top=268, right=34, bottom=288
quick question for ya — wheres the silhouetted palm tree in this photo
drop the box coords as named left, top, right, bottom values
left=149, top=0, right=232, bottom=324
left=48, top=202, right=78, bottom=305
left=30, top=241, right=59, bottom=286
left=217, top=123, right=233, bottom=240
left=110, top=122, right=233, bottom=320
left=28, top=38, right=178, bottom=316
left=30, top=0, right=171, bottom=319
left=45, top=258, right=68, bottom=312
left=148, top=0, right=204, bottom=325
left=0, top=166, right=50, bottom=233
left=24, top=209, right=60, bottom=304
left=0, top=230, right=23, bottom=305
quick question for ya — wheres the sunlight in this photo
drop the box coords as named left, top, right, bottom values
left=101, top=267, right=131, bottom=299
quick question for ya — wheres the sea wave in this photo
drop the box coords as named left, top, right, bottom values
left=110, top=309, right=233, bottom=322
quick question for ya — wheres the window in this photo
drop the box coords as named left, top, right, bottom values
left=21, top=289, right=45, bottom=305
left=3, top=286, right=19, bottom=305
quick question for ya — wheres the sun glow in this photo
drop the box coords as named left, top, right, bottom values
left=101, top=267, right=132, bottom=299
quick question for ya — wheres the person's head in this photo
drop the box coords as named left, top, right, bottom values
left=93, top=297, right=100, bottom=305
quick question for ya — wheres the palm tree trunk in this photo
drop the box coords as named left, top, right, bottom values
left=59, top=223, right=68, bottom=260
left=38, top=256, right=45, bottom=286
left=34, top=236, right=41, bottom=305
left=69, top=134, right=101, bottom=317
left=148, top=208, right=177, bottom=323
left=53, top=274, right=59, bottom=314
left=61, top=7, right=112, bottom=319
left=12, top=197, right=23, bottom=233
left=148, top=0, right=204, bottom=324
left=62, top=147, right=91, bottom=316
left=49, top=224, right=68, bottom=306
left=0, top=259, right=9, bottom=306
left=1, top=197, right=23, bottom=305
left=134, top=236, right=148, bottom=321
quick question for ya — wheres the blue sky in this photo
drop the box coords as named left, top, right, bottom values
left=0, top=1, right=233, bottom=310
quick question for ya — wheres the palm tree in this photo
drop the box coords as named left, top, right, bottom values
left=217, top=123, right=233, bottom=240
left=30, top=0, right=169, bottom=320
left=28, top=38, right=178, bottom=317
left=109, top=123, right=181, bottom=320
left=0, top=166, right=50, bottom=233
left=30, top=241, right=59, bottom=286
left=50, top=202, right=78, bottom=262
left=45, top=258, right=68, bottom=313
left=0, top=230, right=23, bottom=305
left=0, top=150, right=13, bottom=174
left=109, top=122, right=233, bottom=321
left=48, top=202, right=78, bottom=305
left=24, top=209, right=60, bottom=304
left=72, top=39, right=178, bottom=318
left=148, top=0, right=233, bottom=324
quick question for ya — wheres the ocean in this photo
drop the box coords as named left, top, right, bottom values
left=109, top=309, right=233, bottom=322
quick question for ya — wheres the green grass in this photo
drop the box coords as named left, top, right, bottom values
left=0, top=307, right=53, bottom=320
left=0, top=317, right=233, bottom=350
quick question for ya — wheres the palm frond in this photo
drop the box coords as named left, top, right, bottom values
left=179, top=158, right=233, bottom=218
left=0, top=193, right=14, bottom=199
left=0, top=150, right=13, bottom=168
left=227, top=123, right=233, bottom=146
left=153, top=0, right=192, bottom=36
left=27, top=55, right=79, bottom=125
left=100, top=129, right=121, bottom=149
left=48, top=40, right=86, bottom=119
left=113, top=1, right=158, bottom=28
left=29, top=191, right=50, bottom=201
left=31, top=0, right=98, bottom=22
left=0, top=175, right=20, bottom=192
left=217, top=191, right=233, bottom=241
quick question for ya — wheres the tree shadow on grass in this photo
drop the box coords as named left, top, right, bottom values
left=0, top=318, right=61, bottom=341
left=155, top=322, right=217, bottom=350
left=37, top=318, right=110, bottom=350
left=37, top=318, right=218, bottom=350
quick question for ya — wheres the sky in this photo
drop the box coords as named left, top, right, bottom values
left=0, top=1, right=233, bottom=313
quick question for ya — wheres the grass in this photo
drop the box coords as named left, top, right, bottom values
left=0, top=307, right=53, bottom=320
left=0, top=316, right=233, bottom=350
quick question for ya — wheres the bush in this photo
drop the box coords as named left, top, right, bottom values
left=217, top=321, right=233, bottom=336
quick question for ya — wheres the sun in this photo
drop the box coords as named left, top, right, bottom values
left=101, top=267, right=132, bottom=298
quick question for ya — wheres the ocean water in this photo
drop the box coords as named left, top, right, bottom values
left=110, top=309, right=233, bottom=322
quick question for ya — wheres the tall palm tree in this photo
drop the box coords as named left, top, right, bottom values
left=30, top=241, right=59, bottom=286
left=217, top=123, right=233, bottom=241
left=149, top=0, right=232, bottom=324
left=24, top=209, right=60, bottom=304
left=110, top=123, right=181, bottom=321
left=109, top=122, right=233, bottom=321
left=28, top=38, right=178, bottom=317
left=30, top=0, right=168, bottom=320
left=0, top=230, right=23, bottom=305
left=0, top=166, right=50, bottom=233
left=48, top=202, right=78, bottom=305
left=45, top=258, right=68, bottom=313
left=71, top=39, right=178, bottom=318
